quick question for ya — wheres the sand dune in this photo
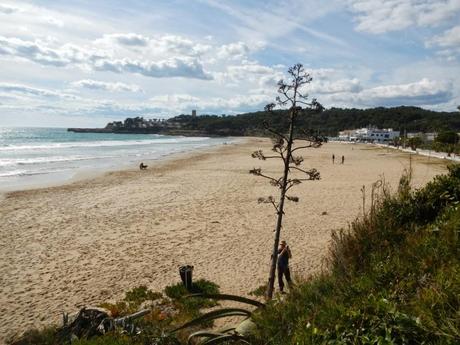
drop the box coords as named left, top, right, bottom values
left=0, top=139, right=447, bottom=342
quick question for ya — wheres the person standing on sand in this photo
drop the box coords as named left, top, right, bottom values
left=332, top=154, right=335, bottom=164
left=341, top=155, right=345, bottom=164
left=278, top=240, right=292, bottom=293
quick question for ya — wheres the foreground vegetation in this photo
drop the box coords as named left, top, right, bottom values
left=9, top=280, right=220, bottom=345
left=251, top=164, right=460, bottom=344
left=406, top=130, right=460, bottom=155
left=10, top=165, right=460, bottom=344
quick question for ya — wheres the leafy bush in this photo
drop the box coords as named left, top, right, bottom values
left=249, top=284, right=268, bottom=297
left=8, top=327, right=57, bottom=345
left=96, top=286, right=161, bottom=318
left=164, top=279, right=220, bottom=316
left=8, top=281, right=220, bottom=345
left=124, top=286, right=162, bottom=305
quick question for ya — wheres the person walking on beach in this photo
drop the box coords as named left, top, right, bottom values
left=332, top=154, right=335, bottom=164
left=341, top=155, right=345, bottom=164
left=278, top=240, right=292, bottom=293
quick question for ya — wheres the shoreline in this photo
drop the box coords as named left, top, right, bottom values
left=0, top=139, right=448, bottom=342
left=0, top=137, right=244, bottom=198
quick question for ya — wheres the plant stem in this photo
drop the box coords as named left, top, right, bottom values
left=266, top=108, right=297, bottom=299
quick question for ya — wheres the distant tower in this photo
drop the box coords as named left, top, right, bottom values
left=192, top=109, right=197, bottom=117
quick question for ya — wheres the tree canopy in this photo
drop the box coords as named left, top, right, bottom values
left=435, top=130, right=460, bottom=145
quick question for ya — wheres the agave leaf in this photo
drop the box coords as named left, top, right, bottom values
left=187, top=331, right=223, bottom=345
left=187, top=293, right=265, bottom=308
left=235, top=318, right=257, bottom=337
left=201, top=334, right=249, bottom=345
left=217, top=326, right=236, bottom=333
left=172, top=308, right=251, bottom=332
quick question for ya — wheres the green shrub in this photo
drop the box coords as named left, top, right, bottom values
left=249, top=284, right=268, bottom=297
left=8, top=327, right=57, bottom=345
left=8, top=280, right=220, bottom=345
left=124, top=285, right=162, bottom=305
left=164, top=279, right=220, bottom=316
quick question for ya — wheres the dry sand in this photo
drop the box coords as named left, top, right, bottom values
left=0, top=139, right=447, bottom=342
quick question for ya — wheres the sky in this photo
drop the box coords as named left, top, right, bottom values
left=0, top=0, right=459, bottom=127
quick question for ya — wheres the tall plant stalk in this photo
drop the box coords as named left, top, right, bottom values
left=250, top=64, right=324, bottom=299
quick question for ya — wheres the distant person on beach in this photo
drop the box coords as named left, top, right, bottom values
left=278, top=240, right=292, bottom=293
left=332, top=154, right=335, bottom=164
left=139, top=162, right=148, bottom=170
left=341, top=155, right=345, bottom=164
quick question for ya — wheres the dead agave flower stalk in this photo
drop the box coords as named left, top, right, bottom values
left=250, top=63, right=325, bottom=299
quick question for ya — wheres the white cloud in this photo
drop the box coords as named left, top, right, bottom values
left=0, top=90, right=270, bottom=118
left=149, top=92, right=271, bottom=112
left=41, top=16, right=64, bottom=27
left=0, top=83, right=77, bottom=99
left=0, top=35, right=212, bottom=80
left=71, top=79, right=143, bottom=92
left=0, top=0, right=112, bottom=41
left=158, top=35, right=211, bottom=56
left=417, top=0, right=460, bottom=27
left=217, top=42, right=249, bottom=60
left=212, top=63, right=283, bottom=88
left=342, top=78, right=453, bottom=107
left=96, top=33, right=212, bottom=57
left=431, top=25, right=460, bottom=47
left=93, top=57, right=212, bottom=79
left=308, top=78, right=362, bottom=94
left=228, top=64, right=274, bottom=75
left=0, top=36, right=76, bottom=66
left=101, top=33, right=149, bottom=47
left=348, top=0, right=460, bottom=34
left=428, top=25, right=460, bottom=60
left=0, top=4, right=19, bottom=14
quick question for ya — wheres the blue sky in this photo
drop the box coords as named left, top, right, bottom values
left=0, top=0, right=459, bottom=127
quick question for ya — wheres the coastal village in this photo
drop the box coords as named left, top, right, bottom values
left=105, top=117, right=181, bottom=131
left=104, top=111, right=198, bottom=132
left=74, top=114, right=458, bottom=156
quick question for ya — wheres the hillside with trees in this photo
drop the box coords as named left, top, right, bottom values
left=170, top=106, right=460, bottom=136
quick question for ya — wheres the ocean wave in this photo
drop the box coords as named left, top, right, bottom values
left=0, top=136, right=210, bottom=151
left=0, top=168, right=71, bottom=178
left=0, top=155, right=115, bottom=167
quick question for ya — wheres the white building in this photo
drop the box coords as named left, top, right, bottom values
left=338, top=129, right=356, bottom=141
left=339, top=127, right=400, bottom=143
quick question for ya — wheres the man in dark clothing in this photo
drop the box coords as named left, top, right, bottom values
left=277, top=240, right=292, bottom=293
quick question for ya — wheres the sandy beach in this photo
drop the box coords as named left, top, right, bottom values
left=0, top=139, right=447, bottom=342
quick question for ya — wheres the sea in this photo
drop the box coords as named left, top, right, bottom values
left=0, top=127, right=232, bottom=192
